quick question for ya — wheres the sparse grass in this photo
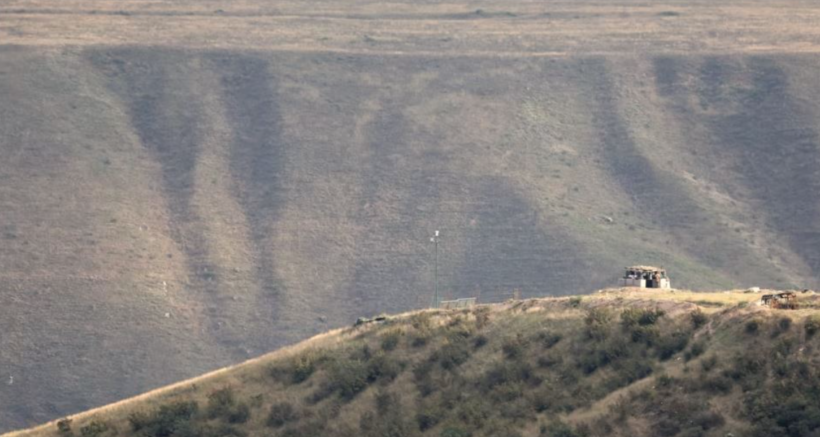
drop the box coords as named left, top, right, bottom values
left=12, top=291, right=820, bottom=437
left=6, top=5, right=820, bottom=428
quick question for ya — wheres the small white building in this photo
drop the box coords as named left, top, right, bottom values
left=621, top=266, right=671, bottom=289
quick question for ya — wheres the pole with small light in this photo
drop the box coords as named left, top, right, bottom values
left=431, top=230, right=440, bottom=308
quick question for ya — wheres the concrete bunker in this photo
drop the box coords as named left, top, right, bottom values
left=621, top=265, right=671, bottom=289
left=760, top=291, right=798, bottom=309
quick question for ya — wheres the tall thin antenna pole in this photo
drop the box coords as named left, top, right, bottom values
left=432, top=230, right=440, bottom=308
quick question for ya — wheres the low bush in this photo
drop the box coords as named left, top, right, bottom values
left=701, top=375, right=733, bottom=394
left=381, top=330, right=402, bottom=351
left=416, top=404, right=445, bottom=431
left=541, top=420, right=580, bottom=437
left=805, top=316, right=820, bottom=338
left=79, top=421, right=109, bottom=437
left=656, top=331, right=690, bottom=360
left=127, top=401, right=199, bottom=437
left=227, top=403, right=250, bottom=424
left=206, top=387, right=235, bottom=419
left=330, top=357, right=370, bottom=400
left=621, top=308, right=665, bottom=329
left=568, top=297, right=583, bottom=308
left=501, top=335, right=526, bottom=360
left=205, top=387, right=251, bottom=424
left=690, top=310, right=708, bottom=329
left=271, top=350, right=326, bottom=385
left=538, top=332, right=562, bottom=349
left=474, top=307, right=491, bottom=329
left=267, top=402, right=297, bottom=428
left=685, top=341, right=706, bottom=361
left=56, top=419, right=73, bottom=435
left=435, top=340, right=472, bottom=370
left=745, top=319, right=760, bottom=335
left=584, top=308, right=612, bottom=340
left=473, top=334, right=488, bottom=349
left=366, top=353, right=401, bottom=382
left=700, top=355, right=718, bottom=372
left=776, top=317, right=792, bottom=333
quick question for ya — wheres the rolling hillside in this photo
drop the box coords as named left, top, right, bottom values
left=4, top=0, right=820, bottom=430
left=8, top=289, right=820, bottom=437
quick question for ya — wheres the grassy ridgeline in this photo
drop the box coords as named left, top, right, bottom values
left=13, top=291, right=820, bottom=437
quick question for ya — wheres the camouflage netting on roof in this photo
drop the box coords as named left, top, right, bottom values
left=626, top=266, right=666, bottom=272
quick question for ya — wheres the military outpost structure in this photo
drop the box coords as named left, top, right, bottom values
left=621, top=266, right=671, bottom=289
left=760, top=291, right=799, bottom=309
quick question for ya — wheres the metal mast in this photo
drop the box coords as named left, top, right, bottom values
left=431, top=230, right=440, bottom=308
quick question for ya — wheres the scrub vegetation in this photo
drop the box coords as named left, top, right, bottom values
left=13, top=289, right=820, bottom=437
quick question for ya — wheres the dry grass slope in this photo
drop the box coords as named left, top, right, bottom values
left=9, top=289, right=820, bottom=437
left=4, top=0, right=820, bottom=430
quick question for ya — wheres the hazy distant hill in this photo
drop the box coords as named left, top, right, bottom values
left=3, top=0, right=820, bottom=430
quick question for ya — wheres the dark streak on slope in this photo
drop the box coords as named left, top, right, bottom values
left=454, top=177, right=596, bottom=301
left=347, top=95, right=447, bottom=313
left=88, top=50, right=220, bottom=293
left=699, top=57, right=820, bottom=274
left=210, top=54, right=286, bottom=318
left=581, top=58, right=705, bottom=231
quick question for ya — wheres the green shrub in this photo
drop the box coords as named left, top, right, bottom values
left=412, top=360, right=437, bottom=397
left=410, top=312, right=433, bottom=331
left=271, top=350, right=325, bottom=384
left=692, top=410, right=725, bottom=430
left=621, top=308, right=665, bottom=329
left=690, top=310, right=708, bottom=329
left=206, top=387, right=235, bottom=419
left=79, top=421, right=109, bottom=437
left=584, top=308, right=612, bottom=340
left=473, top=334, right=488, bottom=349
left=416, top=404, right=444, bottom=431
left=656, top=331, right=690, bottom=360
left=629, top=325, right=660, bottom=346
left=267, top=402, right=297, bottom=428
left=366, top=353, right=401, bottom=382
left=227, top=403, right=250, bottom=424
left=805, top=316, right=820, bottom=338
left=568, top=296, right=583, bottom=308
left=501, top=336, right=526, bottom=360
left=434, top=339, right=472, bottom=370
left=128, top=412, right=151, bottom=431
left=474, top=307, right=491, bottom=329
left=745, top=319, right=760, bottom=335
left=727, top=353, right=766, bottom=381
left=128, top=401, right=199, bottom=437
left=359, top=392, right=416, bottom=437
left=538, top=332, right=562, bottom=349
left=330, top=358, right=370, bottom=399
left=541, top=420, right=580, bottom=437
left=611, top=358, right=653, bottom=386
left=411, top=335, right=430, bottom=348
left=701, top=375, right=733, bottom=394
left=685, top=341, right=706, bottom=361
left=482, top=361, right=537, bottom=391
left=57, top=418, right=73, bottom=435
left=700, top=355, right=718, bottom=372
left=381, top=330, right=401, bottom=351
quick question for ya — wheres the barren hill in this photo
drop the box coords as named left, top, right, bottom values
left=4, top=0, right=820, bottom=430
left=8, top=289, right=820, bottom=437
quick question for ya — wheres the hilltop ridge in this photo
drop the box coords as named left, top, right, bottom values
left=8, top=288, right=820, bottom=437
left=6, top=0, right=820, bottom=429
